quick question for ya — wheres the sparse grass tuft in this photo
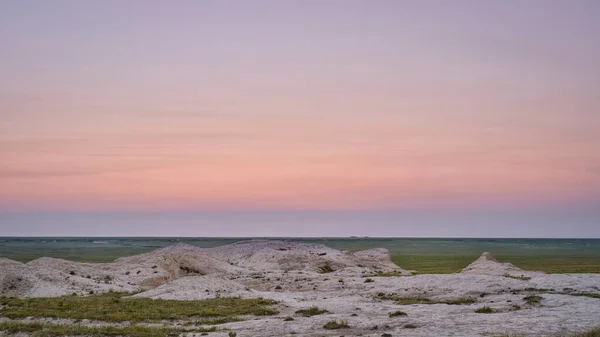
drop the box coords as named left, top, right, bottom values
left=388, top=310, right=408, bottom=317
left=0, top=292, right=278, bottom=323
left=388, top=295, right=476, bottom=306
left=523, top=295, right=543, bottom=305
left=504, top=274, right=531, bottom=281
left=0, top=321, right=216, bottom=337
left=445, top=297, right=477, bottom=305
left=394, top=297, right=433, bottom=305
left=295, top=306, right=329, bottom=317
left=318, top=264, right=334, bottom=273
left=363, top=271, right=413, bottom=277
left=567, top=292, right=600, bottom=299
left=571, top=327, right=600, bottom=337
left=323, top=319, right=349, bottom=330
left=364, top=278, right=374, bottom=283
left=474, top=306, right=496, bottom=313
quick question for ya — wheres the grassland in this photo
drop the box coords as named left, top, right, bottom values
left=392, top=254, right=600, bottom=274
left=0, top=291, right=278, bottom=323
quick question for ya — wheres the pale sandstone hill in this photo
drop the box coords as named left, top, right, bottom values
left=460, top=252, right=542, bottom=277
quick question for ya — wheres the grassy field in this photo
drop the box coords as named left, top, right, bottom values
left=0, top=291, right=277, bottom=323
left=392, top=254, right=600, bottom=274
left=1, top=237, right=600, bottom=274
left=0, top=291, right=279, bottom=336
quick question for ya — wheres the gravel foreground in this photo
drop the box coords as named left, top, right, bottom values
left=1, top=240, right=599, bottom=336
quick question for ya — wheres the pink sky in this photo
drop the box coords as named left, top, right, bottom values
left=1, top=1, right=599, bottom=214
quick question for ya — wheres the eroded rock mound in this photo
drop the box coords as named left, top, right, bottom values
left=207, top=240, right=404, bottom=274
left=132, top=275, right=251, bottom=300
left=460, top=252, right=542, bottom=277
left=0, top=240, right=407, bottom=298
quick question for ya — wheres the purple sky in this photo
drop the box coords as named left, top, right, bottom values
left=1, top=1, right=599, bottom=236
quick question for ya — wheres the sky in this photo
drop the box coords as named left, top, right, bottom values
left=1, top=1, right=599, bottom=237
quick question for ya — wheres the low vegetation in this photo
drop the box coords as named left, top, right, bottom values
left=0, top=291, right=278, bottom=323
left=567, top=292, right=600, bottom=299
left=377, top=293, right=477, bottom=306
left=0, top=321, right=216, bottom=337
left=363, top=271, right=414, bottom=277
left=496, top=328, right=600, bottom=337
left=444, top=297, right=477, bottom=305
left=474, top=306, right=496, bottom=313
left=392, top=254, right=600, bottom=274
left=571, top=328, right=600, bottom=337
left=295, top=306, right=329, bottom=317
left=323, top=319, right=349, bottom=330
left=504, top=274, right=531, bottom=281
left=393, top=296, right=435, bottom=305
left=523, top=295, right=543, bottom=305
left=318, top=264, right=334, bottom=273
left=388, top=310, right=408, bottom=317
